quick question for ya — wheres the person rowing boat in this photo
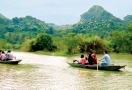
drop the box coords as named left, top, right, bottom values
left=98, top=50, right=111, bottom=67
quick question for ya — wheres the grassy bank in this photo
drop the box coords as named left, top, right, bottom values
left=33, top=50, right=85, bottom=57
left=12, top=49, right=132, bottom=58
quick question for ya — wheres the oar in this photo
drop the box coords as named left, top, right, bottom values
left=97, top=60, right=98, bottom=71
left=94, top=59, right=99, bottom=77
left=123, top=67, right=127, bottom=72
left=14, top=56, right=16, bottom=60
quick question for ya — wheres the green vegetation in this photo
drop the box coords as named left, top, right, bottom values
left=0, top=5, right=132, bottom=55
left=21, top=34, right=56, bottom=52
left=80, top=5, right=121, bottom=22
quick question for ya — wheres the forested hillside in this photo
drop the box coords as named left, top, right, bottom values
left=80, top=5, right=121, bottom=22
left=0, top=5, right=132, bottom=54
left=0, top=15, right=55, bottom=45
left=64, top=5, right=130, bottom=38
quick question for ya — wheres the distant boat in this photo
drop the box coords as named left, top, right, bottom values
left=0, top=59, right=22, bottom=65
left=67, top=62, right=126, bottom=71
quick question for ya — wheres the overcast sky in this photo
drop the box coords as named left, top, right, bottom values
left=0, top=0, right=132, bottom=25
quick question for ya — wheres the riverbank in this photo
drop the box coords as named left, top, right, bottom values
left=33, top=50, right=83, bottom=57
left=12, top=49, right=132, bottom=58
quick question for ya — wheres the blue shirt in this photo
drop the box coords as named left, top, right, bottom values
left=99, top=54, right=111, bottom=64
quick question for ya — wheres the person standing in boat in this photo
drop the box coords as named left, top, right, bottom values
left=6, top=50, right=16, bottom=61
left=99, top=50, right=111, bottom=67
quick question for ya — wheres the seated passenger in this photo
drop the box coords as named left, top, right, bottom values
left=78, top=54, right=86, bottom=65
left=92, top=53, right=97, bottom=64
left=0, top=50, right=2, bottom=60
left=99, top=50, right=111, bottom=67
left=1, top=51, right=6, bottom=61
left=87, top=53, right=94, bottom=65
left=6, top=50, right=16, bottom=61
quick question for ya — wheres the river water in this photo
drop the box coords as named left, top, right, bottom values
left=0, top=52, right=132, bottom=90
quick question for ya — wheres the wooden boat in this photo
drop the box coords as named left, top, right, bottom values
left=0, top=59, right=22, bottom=65
left=67, top=62, right=126, bottom=71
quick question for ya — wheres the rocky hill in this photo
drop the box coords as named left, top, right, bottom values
left=80, top=5, right=121, bottom=22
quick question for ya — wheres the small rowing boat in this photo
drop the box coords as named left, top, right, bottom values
left=0, top=59, right=22, bottom=65
left=67, top=62, right=126, bottom=71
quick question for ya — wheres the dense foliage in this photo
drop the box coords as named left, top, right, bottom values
left=80, top=5, right=121, bottom=22
left=0, top=5, right=132, bottom=54
left=21, top=34, right=57, bottom=52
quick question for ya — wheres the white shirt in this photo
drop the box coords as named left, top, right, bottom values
left=1, top=54, right=6, bottom=60
left=7, top=53, right=13, bottom=60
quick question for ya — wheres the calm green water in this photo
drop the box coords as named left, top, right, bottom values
left=0, top=52, right=132, bottom=90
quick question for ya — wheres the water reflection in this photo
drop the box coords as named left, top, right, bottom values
left=0, top=52, right=132, bottom=90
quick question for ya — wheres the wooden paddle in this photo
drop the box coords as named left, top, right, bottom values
left=94, top=59, right=99, bottom=77
left=97, top=60, right=98, bottom=71
left=13, top=56, right=16, bottom=60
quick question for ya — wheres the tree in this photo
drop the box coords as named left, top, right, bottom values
left=128, top=24, right=132, bottom=53
left=64, top=33, right=81, bottom=54
left=22, top=33, right=57, bottom=51
left=46, top=27, right=54, bottom=34
left=111, top=31, right=131, bottom=53
left=33, top=34, right=53, bottom=51
left=128, top=23, right=132, bottom=34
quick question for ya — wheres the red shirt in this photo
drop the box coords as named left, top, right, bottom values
left=92, top=53, right=97, bottom=64
left=81, top=58, right=86, bottom=64
left=0, top=52, right=2, bottom=56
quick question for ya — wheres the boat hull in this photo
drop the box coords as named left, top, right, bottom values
left=67, top=63, right=126, bottom=71
left=0, top=59, right=22, bottom=65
